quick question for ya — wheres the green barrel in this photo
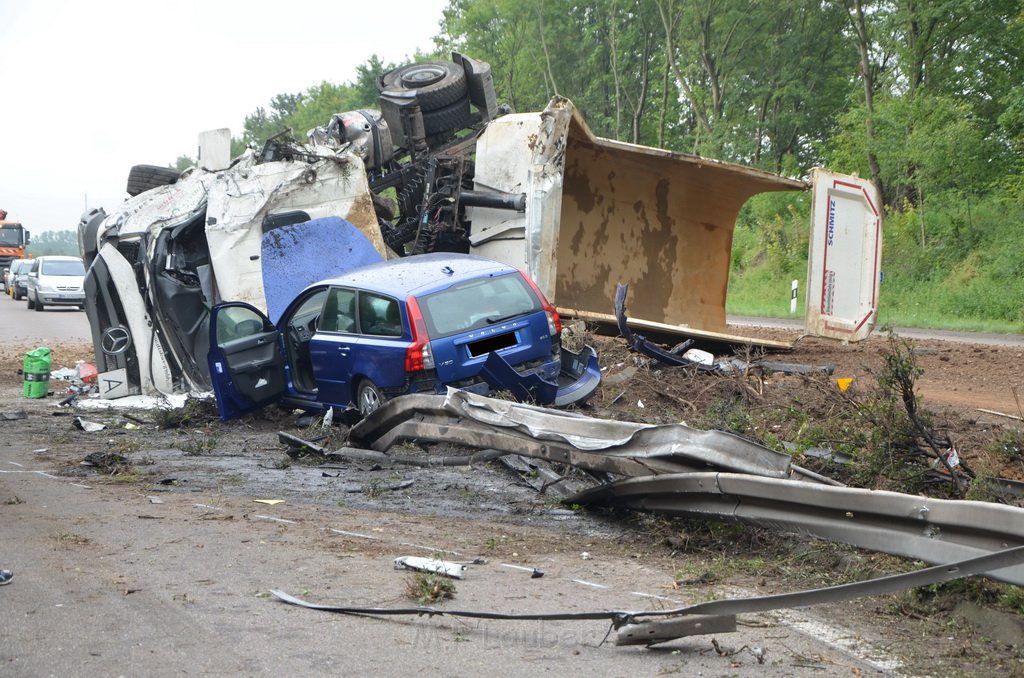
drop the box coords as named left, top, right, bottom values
left=23, top=346, right=52, bottom=398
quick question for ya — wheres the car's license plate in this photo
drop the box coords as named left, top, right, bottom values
left=468, top=332, right=517, bottom=357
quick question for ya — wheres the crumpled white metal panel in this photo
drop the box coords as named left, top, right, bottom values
left=204, top=153, right=384, bottom=312
left=469, top=105, right=570, bottom=300
left=100, top=168, right=214, bottom=241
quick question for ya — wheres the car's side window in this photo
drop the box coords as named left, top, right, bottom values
left=319, top=287, right=357, bottom=334
left=359, top=292, right=402, bottom=337
left=215, top=306, right=266, bottom=345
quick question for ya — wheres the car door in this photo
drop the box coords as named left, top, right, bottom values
left=308, top=286, right=360, bottom=406
left=208, top=302, right=286, bottom=421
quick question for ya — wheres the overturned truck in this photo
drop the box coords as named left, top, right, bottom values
left=79, top=53, right=881, bottom=404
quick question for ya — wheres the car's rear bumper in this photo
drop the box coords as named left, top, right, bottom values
left=479, top=345, right=600, bottom=407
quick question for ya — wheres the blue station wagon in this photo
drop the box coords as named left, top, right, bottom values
left=208, top=253, right=600, bottom=420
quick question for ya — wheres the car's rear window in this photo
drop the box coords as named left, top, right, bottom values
left=418, top=272, right=540, bottom=338
left=41, top=259, right=85, bottom=276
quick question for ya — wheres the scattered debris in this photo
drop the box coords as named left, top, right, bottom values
left=615, top=284, right=835, bottom=376
left=497, top=455, right=591, bottom=496
left=344, top=480, right=414, bottom=494
left=978, top=408, right=1023, bottom=422
left=254, top=499, right=285, bottom=505
left=0, top=411, right=27, bottom=421
left=81, top=452, right=128, bottom=473
left=394, top=556, right=467, bottom=579
left=271, top=545, right=1024, bottom=648
left=72, top=417, right=107, bottom=432
left=500, top=563, right=544, bottom=578
left=22, top=347, right=51, bottom=399
left=252, top=515, right=296, bottom=525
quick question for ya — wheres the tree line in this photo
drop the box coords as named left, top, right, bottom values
left=224, top=1, right=1024, bottom=226
left=202, top=0, right=1024, bottom=326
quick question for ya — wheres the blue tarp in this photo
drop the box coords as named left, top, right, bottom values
left=261, top=217, right=384, bottom=323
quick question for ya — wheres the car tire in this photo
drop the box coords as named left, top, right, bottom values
left=26, top=294, right=34, bottom=310
left=14, top=289, right=21, bottom=301
left=126, top=164, right=180, bottom=197
left=356, top=379, right=386, bottom=417
left=421, top=97, right=474, bottom=136
left=378, top=61, right=468, bottom=111
left=33, top=294, right=43, bottom=312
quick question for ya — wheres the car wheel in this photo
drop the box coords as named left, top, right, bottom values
left=14, top=289, right=21, bottom=301
left=378, top=61, right=468, bottom=111
left=33, top=294, right=43, bottom=312
left=126, top=164, right=180, bottom=197
left=26, top=294, right=34, bottom=309
left=356, top=379, right=386, bottom=417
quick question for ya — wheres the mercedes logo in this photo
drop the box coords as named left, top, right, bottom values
left=101, top=326, right=132, bottom=355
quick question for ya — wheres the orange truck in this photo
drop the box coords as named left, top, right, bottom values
left=0, top=210, right=31, bottom=271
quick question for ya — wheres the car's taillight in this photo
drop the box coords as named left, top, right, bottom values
left=404, top=296, right=434, bottom=372
left=520, top=271, right=561, bottom=335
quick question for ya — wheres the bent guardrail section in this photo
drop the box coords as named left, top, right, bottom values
left=568, top=472, right=1024, bottom=587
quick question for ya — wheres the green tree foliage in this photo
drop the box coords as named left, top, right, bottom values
left=204, top=0, right=1024, bottom=328
left=26, top=230, right=79, bottom=257
left=239, top=58, right=395, bottom=148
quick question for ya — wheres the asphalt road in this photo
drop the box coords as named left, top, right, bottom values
left=728, top=314, right=1024, bottom=347
left=0, top=291, right=91, bottom=343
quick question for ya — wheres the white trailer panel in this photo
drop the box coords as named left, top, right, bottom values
left=805, top=169, right=882, bottom=342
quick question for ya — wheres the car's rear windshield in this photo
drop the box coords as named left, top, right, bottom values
left=41, top=259, right=85, bottom=276
left=418, top=272, right=540, bottom=338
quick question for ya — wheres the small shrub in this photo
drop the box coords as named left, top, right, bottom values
left=405, top=572, right=456, bottom=605
left=179, top=433, right=217, bottom=456
left=153, top=396, right=219, bottom=429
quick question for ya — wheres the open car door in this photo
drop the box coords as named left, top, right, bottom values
left=208, top=302, right=286, bottom=421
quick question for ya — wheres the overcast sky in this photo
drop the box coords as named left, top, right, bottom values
left=0, top=0, right=449, bottom=233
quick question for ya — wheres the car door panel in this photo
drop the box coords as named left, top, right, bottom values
left=208, top=303, right=286, bottom=420
left=309, top=335, right=359, bottom=405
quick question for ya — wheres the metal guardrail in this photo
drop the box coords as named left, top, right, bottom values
left=568, top=472, right=1024, bottom=586
left=347, top=390, right=1024, bottom=586
left=350, top=390, right=793, bottom=479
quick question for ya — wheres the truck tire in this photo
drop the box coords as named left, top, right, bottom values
left=421, top=97, right=474, bottom=136
left=126, top=165, right=180, bottom=197
left=379, top=61, right=467, bottom=111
